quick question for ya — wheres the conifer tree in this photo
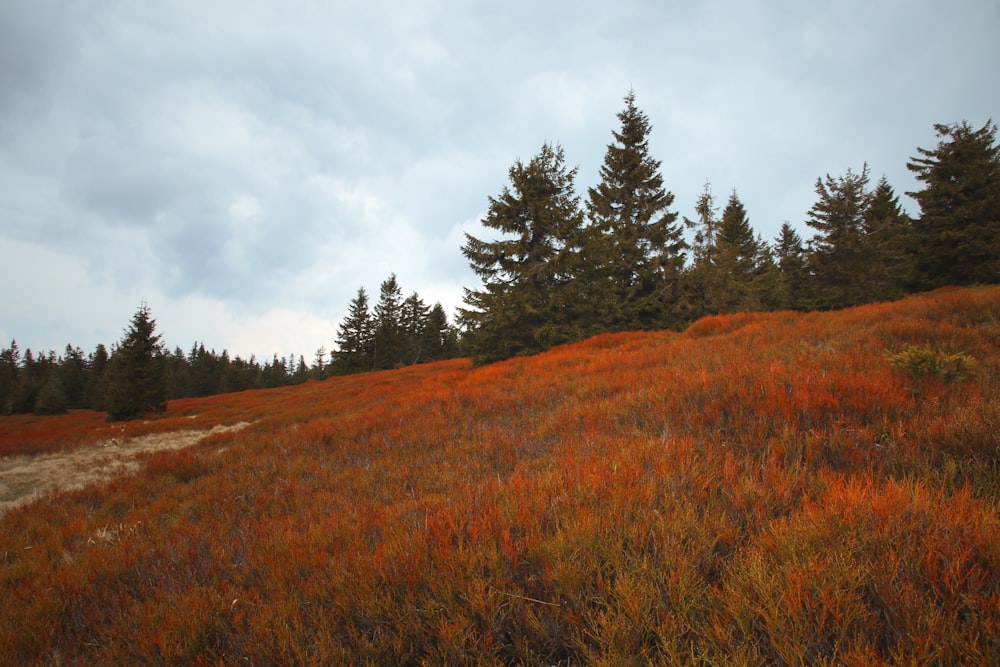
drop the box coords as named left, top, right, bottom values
left=713, top=190, right=766, bottom=312
left=587, top=91, right=685, bottom=330
left=770, top=223, right=810, bottom=311
left=863, top=176, right=912, bottom=300
left=220, top=352, right=253, bottom=393
left=104, top=303, right=167, bottom=421
left=907, top=120, right=1000, bottom=288
left=0, top=341, right=19, bottom=415
left=422, top=302, right=458, bottom=361
left=34, top=364, right=67, bottom=415
left=333, top=287, right=373, bottom=375
left=311, top=347, right=328, bottom=380
left=400, top=291, right=430, bottom=364
left=686, top=181, right=720, bottom=264
left=805, top=164, right=874, bottom=309
left=372, top=274, right=406, bottom=370
left=461, top=143, right=588, bottom=363
left=58, top=344, right=87, bottom=409
left=85, top=344, right=109, bottom=410
left=684, top=183, right=722, bottom=318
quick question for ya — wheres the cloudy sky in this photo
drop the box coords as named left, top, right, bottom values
left=2, top=0, right=998, bottom=361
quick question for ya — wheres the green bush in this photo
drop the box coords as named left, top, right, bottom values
left=886, top=345, right=976, bottom=382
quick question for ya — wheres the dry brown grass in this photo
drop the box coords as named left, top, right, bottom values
left=0, top=422, right=249, bottom=515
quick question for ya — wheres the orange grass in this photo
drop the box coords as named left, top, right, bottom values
left=2, top=286, right=999, bottom=664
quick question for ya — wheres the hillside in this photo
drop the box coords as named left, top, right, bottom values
left=2, top=286, right=999, bottom=664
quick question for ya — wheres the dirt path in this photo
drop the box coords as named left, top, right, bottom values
left=0, top=422, right=249, bottom=515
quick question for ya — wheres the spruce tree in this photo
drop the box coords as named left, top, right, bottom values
left=311, top=347, right=328, bottom=380
left=57, top=345, right=87, bottom=409
left=460, top=142, right=588, bottom=363
left=0, top=341, right=19, bottom=415
left=333, top=287, right=373, bottom=375
left=85, top=344, right=109, bottom=410
left=714, top=190, right=765, bottom=312
left=863, top=176, right=912, bottom=300
left=422, top=303, right=457, bottom=362
left=587, top=91, right=685, bottom=330
left=907, top=120, right=1000, bottom=288
left=104, top=303, right=167, bottom=421
left=771, top=223, right=809, bottom=311
left=400, top=291, right=430, bottom=364
left=686, top=181, right=720, bottom=264
left=684, top=183, right=722, bottom=318
left=805, top=164, right=873, bottom=309
left=372, top=274, right=406, bottom=370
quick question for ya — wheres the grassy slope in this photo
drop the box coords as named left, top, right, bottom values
left=2, top=286, right=999, bottom=665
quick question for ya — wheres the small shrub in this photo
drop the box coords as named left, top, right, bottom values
left=887, top=345, right=976, bottom=383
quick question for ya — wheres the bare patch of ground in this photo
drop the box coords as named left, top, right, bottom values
left=0, top=422, right=250, bottom=515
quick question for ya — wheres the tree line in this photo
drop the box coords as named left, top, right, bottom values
left=459, top=91, right=1000, bottom=363
left=0, top=275, right=461, bottom=419
left=0, top=306, right=319, bottom=420
left=332, top=274, right=459, bottom=374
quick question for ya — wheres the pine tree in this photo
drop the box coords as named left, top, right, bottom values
left=0, top=340, right=19, bottom=415
left=686, top=181, right=720, bottom=264
left=292, top=355, right=308, bottom=384
left=104, top=303, right=167, bottom=421
left=421, top=303, right=458, bottom=362
left=460, top=143, right=589, bottom=363
left=85, top=344, right=109, bottom=410
left=587, top=91, right=686, bottom=330
left=372, top=274, right=406, bottom=370
left=333, top=287, right=373, bottom=375
left=311, top=347, right=328, bottom=380
left=400, top=291, right=430, bottom=364
left=805, top=164, right=874, bottom=309
left=907, top=120, right=1000, bottom=288
left=863, top=176, right=912, bottom=300
left=684, top=182, right=722, bottom=318
left=163, top=346, right=192, bottom=400
left=57, top=345, right=87, bottom=409
left=713, top=190, right=765, bottom=312
left=220, top=352, right=253, bottom=393
left=34, top=364, right=67, bottom=415
left=771, top=223, right=810, bottom=311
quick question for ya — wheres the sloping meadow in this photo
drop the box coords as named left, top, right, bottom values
left=2, top=286, right=999, bottom=664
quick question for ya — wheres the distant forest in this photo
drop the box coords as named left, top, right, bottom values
left=0, top=274, right=458, bottom=419
left=2, top=92, right=997, bottom=418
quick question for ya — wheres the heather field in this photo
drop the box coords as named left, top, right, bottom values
left=2, top=286, right=999, bottom=665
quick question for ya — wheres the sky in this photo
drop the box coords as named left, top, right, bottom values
left=2, top=0, right=998, bottom=362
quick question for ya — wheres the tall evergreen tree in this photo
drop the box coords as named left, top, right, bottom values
left=460, top=142, right=588, bottom=363
left=863, top=176, right=912, bottom=300
left=421, top=302, right=458, bottom=362
left=713, top=190, right=766, bottom=312
left=163, top=346, right=192, bottom=400
left=57, top=344, right=87, bottom=409
left=85, top=344, right=109, bottom=410
left=805, top=164, right=874, bottom=309
left=310, top=347, right=329, bottom=381
left=333, top=287, right=373, bottom=374
left=684, top=183, right=722, bottom=318
left=372, top=274, right=406, bottom=370
left=686, top=181, right=720, bottom=264
left=770, top=223, right=810, bottom=311
left=400, top=291, right=430, bottom=365
left=104, top=303, right=167, bottom=421
left=35, top=359, right=68, bottom=415
left=0, top=340, right=19, bottom=415
left=906, top=120, right=1000, bottom=288
left=587, top=91, right=686, bottom=330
